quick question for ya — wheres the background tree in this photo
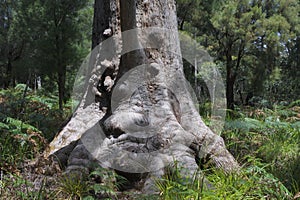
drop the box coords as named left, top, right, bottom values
left=176, top=0, right=200, bottom=30
left=177, top=0, right=300, bottom=109
left=36, top=0, right=90, bottom=111
left=0, top=0, right=24, bottom=88
left=285, top=37, right=300, bottom=100
left=0, top=0, right=93, bottom=111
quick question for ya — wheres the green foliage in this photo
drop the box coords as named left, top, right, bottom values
left=56, top=173, right=90, bottom=200
left=90, top=168, right=117, bottom=198
left=176, top=0, right=201, bottom=30
left=0, top=0, right=92, bottom=110
left=5, top=117, right=40, bottom=132
left=88, top=167, right=127, bottom=199
left=206, top=164, right=292, bottom=199
left=0, top=116, right=46, bottom=171
left=155, top=159, right=292, bottom=199
left=55, top=167, right=127, bottom=200
left=0, top=1, right=298, bottom=198
left=0, top=166, right=128, bottom=200
left=177, top=0, right=300, bottom=107
left=0, top=86, right=70, bottom=140
left=223, top=104, right=300, bottom=194
left=155, top=162, right=207, bottom=200
left=0, top=86, right=70, bottom=172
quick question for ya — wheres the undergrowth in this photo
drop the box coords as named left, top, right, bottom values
left=0, top=85, right=71, bottom=172
left=1, top=85, right=299, bottom=199
left=223, top=103, right=300, bottom=195
left=156, top=158, right=293, bottom=199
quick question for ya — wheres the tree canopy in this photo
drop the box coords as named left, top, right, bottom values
left=177, top=0, right=300, bottom=109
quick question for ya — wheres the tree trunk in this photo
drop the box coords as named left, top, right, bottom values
left=92, top=0, right=111, bottom=48
left=226, top=74, right=235, bottom=111
left=5, top=59, right=13, bottom=88
left=225, top=45, right=236, bottom=111
left=56, top=35, right=66, bottom=112
left=57, top=65, right=66, bottom=111
left=45, top=0, right=238, bottom=193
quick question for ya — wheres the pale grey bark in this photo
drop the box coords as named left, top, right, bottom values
left=45, top=0, right=239, bottom=193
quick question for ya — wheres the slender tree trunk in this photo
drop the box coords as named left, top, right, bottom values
left=226, top=57, right=235, bottom=110
left=225, top=45, right=235, bottom=111
left=57, top=65, right=66, bottom=111
left=5, top=59, right=13, bottom=88
left=226, top=75, right=235, bottom=111
left=56, top=47, right=66, bottom=112
left=45, top=0, right=239, bottom=194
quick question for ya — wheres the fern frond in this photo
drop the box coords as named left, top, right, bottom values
left=5, top=117, right=41, bottom=132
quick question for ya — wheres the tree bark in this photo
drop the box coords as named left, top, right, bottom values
left=226, top=65, right=235, bottom=111
left=45, top=0, right=239, bottom=193
left=57, top=65, right=66, bottom=111
left=55, top=33, right=66, bottom=112
left=5, top=58, right=13, bottom=88
left=92, top=0, right=111, bottom=49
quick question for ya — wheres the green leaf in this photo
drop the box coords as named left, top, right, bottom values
left=0, top=122, right=9, bottom=129
left=83, top=196, right=95, bottom=200
left=5, top=117, right=41, bottom=132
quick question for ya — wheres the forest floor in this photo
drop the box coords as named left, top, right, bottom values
left=0, top=87, right=300, bottom=199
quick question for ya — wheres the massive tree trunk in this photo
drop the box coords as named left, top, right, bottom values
left=45, top=0, right=238, bottom=193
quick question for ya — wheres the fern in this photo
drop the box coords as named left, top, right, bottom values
left=89, top=167, right=127, bottom=198
left=291, top=121, right=300, bottom=129
left=14, top=84, right=28, bottom=91
left=225, top=118, right=264, bottom=132
left=31, top=95, right=58, bottom=109
left=5, top=117, right=41, bottom=133
left=0, top=122, right=9, bottom=129
left=289, top=100, right=300, bottom=107
left=244, top=117, right=264, bottom=131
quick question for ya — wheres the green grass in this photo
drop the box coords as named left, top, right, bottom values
left=55, top=167, right=127, bottom=200
left=155, top=159, right=293, bottom=199
left=56, top=173, right=90, bottom=200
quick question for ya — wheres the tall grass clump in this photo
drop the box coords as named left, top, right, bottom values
left=155, top=159, right=293, bottom=199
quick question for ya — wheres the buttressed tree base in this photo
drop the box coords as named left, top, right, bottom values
left=45, top=0, right=239, bottom=193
